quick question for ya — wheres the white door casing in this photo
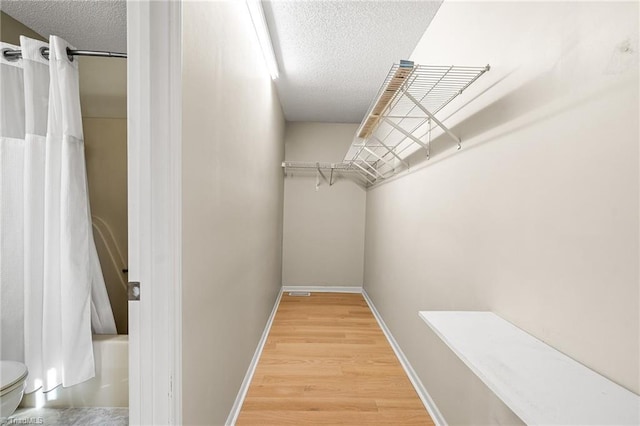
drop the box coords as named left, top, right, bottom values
left=127, top=1, right=182, bottom=424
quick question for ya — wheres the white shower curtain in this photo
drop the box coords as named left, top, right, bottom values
left=0, top=41, right=26, bottom=364
left=21, top=36, right=49, bottom=393
left=0, top=35, right=116, bottom=393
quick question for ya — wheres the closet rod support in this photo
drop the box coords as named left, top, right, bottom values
left=316, top=162, right=329, bottom=184
left=352, top=161, right=378, bottom=181
left=369, top=137, right=410, bottom=169
left=362, top=146, right=395, bottom=172
left=352, top=168, right=375, bottom=186
left=362, top=161, right=386, bottom=179
left=403, top=91, right=462, bottom=149
left=383, top=117, right=430, bottom=152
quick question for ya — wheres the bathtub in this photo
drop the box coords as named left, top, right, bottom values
left=20, top=335, right=128, bottom=408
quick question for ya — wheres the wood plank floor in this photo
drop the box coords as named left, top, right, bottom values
left=236, top=292, right=434, bottom=425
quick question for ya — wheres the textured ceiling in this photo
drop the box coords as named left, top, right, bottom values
left=264, top=0, right=442, bottom=123
left=0, top=0, right=126, bottom=52
left=0, top=0, right=441, bottom=124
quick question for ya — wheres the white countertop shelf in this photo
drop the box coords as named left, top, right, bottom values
left=420, top=311, right=640, bottom=425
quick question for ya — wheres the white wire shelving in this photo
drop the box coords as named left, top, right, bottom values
left=282, top=60, right=490, bottom=189
left=343, top=60, right=490, bottom=186
left=282, top=161, right=374, bottom=189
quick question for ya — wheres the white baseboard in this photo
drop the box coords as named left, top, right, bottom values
left=362, top=289, right=446, bottom=426
left=225, top=288, right=283, bottom=426
left=282, top=285, right=362, bottom=294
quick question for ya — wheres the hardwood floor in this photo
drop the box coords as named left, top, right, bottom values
left=236, top=292, right=434, bottom=425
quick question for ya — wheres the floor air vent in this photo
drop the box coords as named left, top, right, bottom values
left=288, top=291, right=311, bottom=297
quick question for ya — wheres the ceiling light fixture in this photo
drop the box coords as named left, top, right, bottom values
left=245, top=0, right=279, bottom=80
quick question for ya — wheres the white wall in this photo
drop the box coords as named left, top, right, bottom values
left=363, top=2, right=639, bottom=425
left=78, top=57, right=126, bottom=119
left=181, top=2, right=285, bottom=424
left=282, top=122, right=366, bottom=288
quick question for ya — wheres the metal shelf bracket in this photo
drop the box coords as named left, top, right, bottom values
left=403, top=91, right=462, bottom=149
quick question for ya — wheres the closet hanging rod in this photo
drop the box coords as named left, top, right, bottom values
left=2, top=47, right=127, bottom=61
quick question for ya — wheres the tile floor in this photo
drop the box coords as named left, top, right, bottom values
left=3, top=407, right=127, bottom=426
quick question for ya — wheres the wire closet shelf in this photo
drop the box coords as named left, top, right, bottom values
left=281, top=60, right=490, bottom=188
left=282, top=161, right=374, bottom=187
left=353, top=60, right=489, bottom=186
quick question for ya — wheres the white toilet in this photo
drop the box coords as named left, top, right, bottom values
left=0, top=361, right=28, bottom=418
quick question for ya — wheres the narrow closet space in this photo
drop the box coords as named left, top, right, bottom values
left=210, top=0, right=639, bottom=425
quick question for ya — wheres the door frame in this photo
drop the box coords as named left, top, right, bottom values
left=127, top=1, right=182, bottom=424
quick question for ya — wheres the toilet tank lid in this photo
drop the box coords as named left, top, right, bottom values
left=0, top=361, right=28, bottom=392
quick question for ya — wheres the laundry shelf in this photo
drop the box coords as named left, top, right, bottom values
left=343, top=60, right=490, bottom=185
left=420, top=311, right=640, bottom=425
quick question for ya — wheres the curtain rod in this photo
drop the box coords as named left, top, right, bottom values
left=2, top=47, right=127, bottom=61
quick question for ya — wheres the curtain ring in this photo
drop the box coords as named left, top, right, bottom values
left=39, top=46, right=49, bottom=61
left=66, top=47, right=74, bottom=62
left=1, top=48, right=20, bottom=62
